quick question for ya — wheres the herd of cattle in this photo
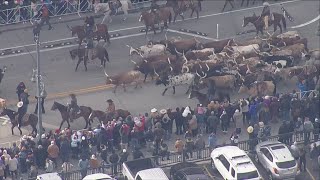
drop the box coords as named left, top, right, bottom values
left=103, top=31, right=319, bottom=100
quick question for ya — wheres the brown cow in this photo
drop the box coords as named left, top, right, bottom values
left=200, top=75, right=237, bottom=90
left=167, top=37, right=202, bottom=55
left=104, top=70, right=143, bottom=93
left=198, top=39, right=234, bottom=53
left=271, top=43, right=306, bottom=61
left=238, top=81, right=276, bottom=97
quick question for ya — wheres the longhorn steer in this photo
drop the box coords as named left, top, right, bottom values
left=155, top=73, right=195, bottom=96
left=0, top=66, right=7, bottom=84
left=303, top=49, right=320, bottom=60
left=185, top=48, right=215, bottom=60
left=198, top=39, right=234, bottom=53
left=272, top=43, right=306, bottom=60
left=276, top=31, right=300, bottom=39
left=200, top=75, right=238, bottom=90
left=238, top=81, right=276, bottom=97
left=104, top=70, right=143, bottom=93
left=223, top=44, right=260, bottom=56
left=127, top=44, right=167, bottom=58
left=166, top=38, right=202, bottom=55
left=132, top=59, right=173, bottom=82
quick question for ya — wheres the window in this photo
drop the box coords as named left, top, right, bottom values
left=231, top=168, right=235, bottom=177
left=237, top=170, right=259, bottom=180
left=276, top=160, right=296, bottom=169
left=261, top=148, right=273, bottom=162
left=218, top=155, right=230, bottom=171
left=136, top=176, right=142, bottom=180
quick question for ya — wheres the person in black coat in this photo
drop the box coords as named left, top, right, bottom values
left=132, top=148, right=144, bottom=160
left=119, top=149, right=129, bottom=164
left=109, top=150, right=119, bottom=175
left=16, top=82, right=26, bottom=101
left=175, top=107, right=183, bottom=135
left=59, top=138, right=71, bottom=163
left=35, top=145, right=47, bottom=170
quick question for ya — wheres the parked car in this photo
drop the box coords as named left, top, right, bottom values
left=170, top=162, right=211, bottom=180
left=255, top=141, right=299, bottom=180
left=83, top=173, right=115, bottom=180
left=210, top=146, right=262, bottom=180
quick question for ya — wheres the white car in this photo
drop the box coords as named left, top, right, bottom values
left=37, top=172, right=62, bottom=180
left=255, top=141, right=299, bottom=180
left=211, top=146, right=262, bottom=180
left=83, top=173, right=115, bottom=180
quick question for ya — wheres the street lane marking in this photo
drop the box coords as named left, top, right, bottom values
left=306, top=168, right=316, bottom=180
left=0, top=32, right=146, bottom=59
left=290, top=15, right=320, bottom=28
left=0, top=0, right=301, bottom=52
left=167, top=29, right=217, bottom=41
left=203, top=165, right=215, bottom=179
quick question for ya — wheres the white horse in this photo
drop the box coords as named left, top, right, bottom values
left=94, top=0, right=131, bottom=23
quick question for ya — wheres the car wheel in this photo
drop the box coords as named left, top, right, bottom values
left=211, top=159, right=216, bottom=170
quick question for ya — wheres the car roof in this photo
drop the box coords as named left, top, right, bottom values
left=177, top=167, right=205, bottom=175
left=258, top=141, right=294, bottom=162
left=212, top=146, right=258, bottom=173
left=37, top=173, right=62, bottom=180
left=83, top=173, right=113, bottom=180
left=137, top=168, right=169, bottom=179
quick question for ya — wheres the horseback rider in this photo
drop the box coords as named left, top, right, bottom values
left=18, top=89, right=29, bottom=128
left=150, top=0, right=160, bottom=23
left=68, top=94, right=80, bottom=117
left=84, top=16, right=95, bottom=59
left=261, top=2, right=271, bottom=30
left=106, top=99, right=116, bottom=117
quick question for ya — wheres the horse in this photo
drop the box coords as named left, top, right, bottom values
left=168, top=0, right=200, bottom=22
left=105, top=109, right=131, bottom=120
left=69, top=44, right=110, bottom=71
left=51, top=101, right=93, bottom=130
left=242, top=13, right=287, bottom=35
left=88, top=110, right=107, bottom=125
left=0, top=108, right=38, bottom=135
left=67, top=24, right=111, bottom=46
left=139, top=7, right=172, bottom=35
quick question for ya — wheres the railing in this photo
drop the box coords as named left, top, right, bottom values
left=0, top=0, right=153, bottom=25
left=55, top=130, right=318, bottom=179
left=290, top=90, right=319, bottom=99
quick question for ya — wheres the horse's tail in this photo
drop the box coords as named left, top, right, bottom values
left=281, top=15, right=287, bottom=31
left=104, top=48, right=110, bottom=62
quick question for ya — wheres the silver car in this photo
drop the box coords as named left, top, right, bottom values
left=255, top=141, right=299, bottom=180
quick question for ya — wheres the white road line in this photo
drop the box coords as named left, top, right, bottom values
left=167, top=29, right=218, bottom=41
left=0, top=0, right=301, bottom=52
left=0, top=33, right=146, bottom=59
left=290, top=15, right=320, bottom=28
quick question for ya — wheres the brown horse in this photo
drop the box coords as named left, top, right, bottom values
left=242, top=13, right=287, bottom=35
left=67, top=24, right=111, bottom=46
left=105, top=109, right=131, bottom=120
left=0, top=108, right=38, bottom=135
left=139, top=7, right=172, bottom=35
left=88, top=110, right=107, bottom=124
left=168, top=0, right=200, bottom=22
left=69, top=45, right=110, bottom=71
left=51, top=101, right=93, bottom=130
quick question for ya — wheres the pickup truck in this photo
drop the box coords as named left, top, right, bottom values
left=122, top=158, right=169, bottom=180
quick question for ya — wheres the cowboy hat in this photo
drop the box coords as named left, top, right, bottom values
left=263, top=2, right=270, bottom=6
left=264, top=95, right=270, bottom=100
left=151, top=108, right=157, bottom=113
left=106, top=99, right=113, bottom=103
left=160, top=109, right=167, bottom=114
left=247, top=126, right=254, bottom=133
left=100, top=144, right=107, bottom=150
left=17, top=101, right=23, bottom=108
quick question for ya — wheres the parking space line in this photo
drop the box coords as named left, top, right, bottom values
left=306, top=168, right=316, bottom=180
left=203, top=165, right=215, bottom=179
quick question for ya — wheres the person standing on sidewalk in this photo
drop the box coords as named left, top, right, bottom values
left=40, top=5, right=53, bottom=30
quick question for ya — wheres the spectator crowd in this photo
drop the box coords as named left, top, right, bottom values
left=0, top=90, right=319, bottom=179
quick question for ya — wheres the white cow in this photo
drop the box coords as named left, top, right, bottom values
left=224, top=44, right=260, bottom=56
left=127, top=44, right=167, bottom=58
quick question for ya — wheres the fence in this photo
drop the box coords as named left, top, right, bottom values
left=0, top=0, right=152, bottom=25
left=55, top=130, right=318, bottom=180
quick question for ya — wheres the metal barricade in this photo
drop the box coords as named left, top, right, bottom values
left=0, top=0, right=152, bottom=26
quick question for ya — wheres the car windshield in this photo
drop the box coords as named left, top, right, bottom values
left=276, top=160, right=296, bottom=168
left=237, top=170, right=259, bottom=180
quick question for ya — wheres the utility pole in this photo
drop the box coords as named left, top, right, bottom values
left=34, top=25, right=43, bottom=140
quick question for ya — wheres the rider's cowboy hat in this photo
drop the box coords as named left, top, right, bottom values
left=160, top=109, right=167, bottom=114
left=106, top=99, right=113, bottom=103
left=263, top=2, right=270, bottom=6
left=17, top=101, right=23, bottom=108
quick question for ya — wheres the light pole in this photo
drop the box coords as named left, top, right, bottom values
left=34, top=27, right=43, bottom=139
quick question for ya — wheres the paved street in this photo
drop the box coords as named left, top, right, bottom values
left=0, top=0, right=319, bottom=179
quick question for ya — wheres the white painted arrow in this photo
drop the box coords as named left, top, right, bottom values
left=290, top=15, right=320, bottom=29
